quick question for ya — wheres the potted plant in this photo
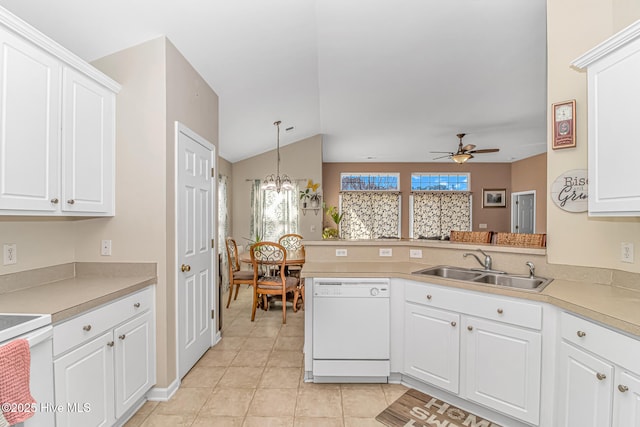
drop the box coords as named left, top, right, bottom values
left=322, top=204, right=344, bottom=239
left=300, top=179, right=320, bottom=208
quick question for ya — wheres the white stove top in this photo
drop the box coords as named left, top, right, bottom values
left=0, top=313, right=51, bottom=343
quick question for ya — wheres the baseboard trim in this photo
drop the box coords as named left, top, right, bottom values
left=146, top=378, right=180, bottom=402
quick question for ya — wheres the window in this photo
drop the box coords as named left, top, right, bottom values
left=250, top=180, right=299, bottom=242
left=410, top=173, right=472, bottom=238
left=341, top=173, right=400, bottom=191
left=411, top=173, right=469, bottom=191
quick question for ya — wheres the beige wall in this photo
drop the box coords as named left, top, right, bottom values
left=219, top=157, right=233, bottom=235
left=511, top=153, right=547, bottom=233
left=232, top=135, right=323, bottom=245
left=322, top=162, right=513, bottom=237
left=547, top=0, right=640, bottom=272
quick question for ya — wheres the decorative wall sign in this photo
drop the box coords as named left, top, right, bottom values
left=552, top=99, right=576, bottom=149
left=551, top=169, right=588, bottom=212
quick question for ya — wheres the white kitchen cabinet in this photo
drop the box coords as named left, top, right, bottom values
left=0, top=8, right=119, bottom=216
left=54, top=331, right=116, bottom=427
left=404, top=303, right=460, bottom=393
left=53, top=286, right=156, bottom=427
left=61, top=67, right=115, bottom=214
left=464, top=316, right=541, bottom=425
left=557, top=311, right=640, bottom=427
left=403, top=280, right=542, bottom=425
left=573, top=21, right=640, bottom=216
left=0, top=26, right=61, bottom=212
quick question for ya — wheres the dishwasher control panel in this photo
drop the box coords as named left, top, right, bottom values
left=313, top=280, right=390, bottom=298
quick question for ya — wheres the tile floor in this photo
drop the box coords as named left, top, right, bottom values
left=125, top=285, right=407, bottom=426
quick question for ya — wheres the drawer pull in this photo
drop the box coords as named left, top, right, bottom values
left=467, top=326, right=473, bottom=331
left=618, top=385, right=629, bottom=393
left=497, top=308, right=503, bottom=314
left=67, top=199, right=75, bottom=205
left=577, top=331, right=586, bottom=338
left=107, top=341, right=114, bottom=347
left=82, top=325, right=92, bottom=332
left=426, top=294, right=432, bottom=300
left=596, top=373, right=606, bottom=381
left=451, top=321, right=457, bottom=327
left=134, top=302, right=141, bottom=308
left=50, top=198, right=59, bottom=204
left=119, top=334, right=126, bottom=340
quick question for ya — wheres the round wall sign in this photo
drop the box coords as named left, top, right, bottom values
left=551, top=169, right=588, bottom=212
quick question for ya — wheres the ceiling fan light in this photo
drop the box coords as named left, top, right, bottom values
left=452, top=153, right=472, bottom=163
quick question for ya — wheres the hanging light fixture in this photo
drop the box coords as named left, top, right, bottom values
left=451, top=153, right=472, bottom=164
left=262, top=120, right=293, bottom=192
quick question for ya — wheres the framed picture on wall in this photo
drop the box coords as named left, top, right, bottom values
left=483, top=189, right=506, bottom=208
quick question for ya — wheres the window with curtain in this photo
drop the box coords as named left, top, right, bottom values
left=340, top=191, right=401, bottom=239
left=250, top=180, right=299, bottom=242
left=218, top=174, right=230, bottom=291
left=410, top=192, right=472, bottom=238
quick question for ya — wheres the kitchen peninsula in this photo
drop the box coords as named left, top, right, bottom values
left=302, top=239, right=640, bottom=427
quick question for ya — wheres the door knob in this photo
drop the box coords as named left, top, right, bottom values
left=181, top=264, right=191, bottom=272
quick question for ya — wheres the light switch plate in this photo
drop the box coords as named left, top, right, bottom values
left=335, top=249, right=347, bottom=257
left=101, top=240, right=112, bottom=256
left=410, top=249, right=423, bottom=258
left=379, top=248, right=393, bottom=257
left=479, top=223, right=488, bottom=229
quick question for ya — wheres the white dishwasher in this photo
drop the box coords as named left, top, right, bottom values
left=312, top=278, right=390, bottom=383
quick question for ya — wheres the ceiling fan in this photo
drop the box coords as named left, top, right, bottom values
left=432, top=133, right=500, bottom=163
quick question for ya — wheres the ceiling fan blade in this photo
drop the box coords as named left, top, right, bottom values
left=432, top=154, right=452, bottom=160
left=468, top=148, right=499, bottom=154
left=430, top=151, right=454, bottom=154
left=461, top=144, right=476, bottom=152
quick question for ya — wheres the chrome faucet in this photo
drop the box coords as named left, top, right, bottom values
left=526, top=261, right=535, bottom=278
left=463, top=249, right=492, bottom=270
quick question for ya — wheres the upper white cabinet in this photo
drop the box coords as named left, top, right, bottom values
left=0, top=7, right=119, bottom=216
left=573, top=20, right=640, bottom=216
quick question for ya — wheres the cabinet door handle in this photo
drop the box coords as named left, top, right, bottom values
left=596, top=373, right=606, bottom=381
left=134, top=302, right=141, bottom=308
left=450, top=321, right=457, bottom=327
left=50, top=198, right=59, bottom=204
left=497, top=308, right=504, bottom=314
left=181, top=264, right=191, bottom=272
left=67, top=199, right=75, bottom=205
left=82, top=325, right=92, bottom=331
left=107, top=341, right=114, bottom=347
left=467, top=326, right=473, bottom=331
left=577, top=331, right=586, bottom=338
left=426, top=294, right=432, bottom=300
left=119, top=334, right=126, bottom=340
left=618, top=385, right=629, bottom=393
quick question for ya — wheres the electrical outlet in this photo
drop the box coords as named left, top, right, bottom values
left=3, top=244, right=17, bottom=265
left=621, top=242, right=634, bottom=263
left=335, top=249, right=347, bottom=257
left=310, top=225, right=316, bottom=232
left=410, top=249, right=423, bottom=258
left=479, top=223, right=488, bottom=229
left=101, top=240, right=112, bottom=256
left=379, top=248, right=393, bottom=257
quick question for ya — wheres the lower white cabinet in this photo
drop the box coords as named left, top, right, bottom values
left=557, top=312, right=640, bottom=427
left=402, top=280, right=542, bottom=425
left=53, top=286, right=156, bottom=427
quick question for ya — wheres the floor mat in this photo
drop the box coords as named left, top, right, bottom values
left=376, top=388, right=502, bottom=427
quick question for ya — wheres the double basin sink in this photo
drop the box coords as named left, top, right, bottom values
left=412, top=265, right=553, bottom=292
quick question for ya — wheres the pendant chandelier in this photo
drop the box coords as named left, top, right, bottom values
left=262, top=120, right=293, bottom=192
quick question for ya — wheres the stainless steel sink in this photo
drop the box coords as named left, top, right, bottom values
left=413, top=266, right=484, bottom=281
left=412, top=265, right=553, bottom=292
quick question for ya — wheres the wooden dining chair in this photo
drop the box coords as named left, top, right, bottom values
left=249, top=242, right=300, bottom=324
left=278, top=233, right=305, bottom=309
left=225, top=237, right=255, bottom=308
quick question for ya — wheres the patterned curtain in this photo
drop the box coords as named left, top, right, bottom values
left=218, top=174, right=230, bottom=291
left=341, top=192, right=401, bottom=239
left=412, top=192, right=471, bottom=238
left=250, top=180, right=299, bottom=242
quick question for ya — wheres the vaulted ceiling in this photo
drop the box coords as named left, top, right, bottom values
left=0, top=0, right=547, bottom=163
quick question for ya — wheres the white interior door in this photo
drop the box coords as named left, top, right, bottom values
left=511, top=191, right=535, bottom=233
left=176, top=122, right=215, bottom=379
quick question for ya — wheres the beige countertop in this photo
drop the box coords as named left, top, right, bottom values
left=0, top=262, right=157, bottom=323
left=302, top=261, right=640, bottom=337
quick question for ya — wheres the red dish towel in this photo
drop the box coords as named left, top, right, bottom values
left=0, top=339, right=35, bottom=425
